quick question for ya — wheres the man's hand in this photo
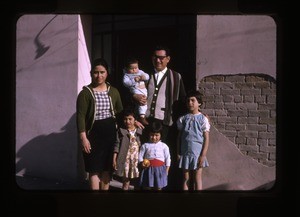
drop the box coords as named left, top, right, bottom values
left=135, top=120, right=145, bottom=129
left=133, top=94, right=147, bottom=105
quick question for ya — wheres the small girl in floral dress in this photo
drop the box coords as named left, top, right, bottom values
left=113, top=109, right=143, bottom=190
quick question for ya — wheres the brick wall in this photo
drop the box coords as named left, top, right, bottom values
left=198, top=74, right=276, bottom=167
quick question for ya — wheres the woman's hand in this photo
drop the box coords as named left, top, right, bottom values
left=81, top=138, right=91, bottom=154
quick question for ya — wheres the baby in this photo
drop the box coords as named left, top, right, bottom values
left=122, top=57, right=150, bottom=125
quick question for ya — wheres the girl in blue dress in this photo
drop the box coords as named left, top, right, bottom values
left=177, top=90, right=210, bottom=190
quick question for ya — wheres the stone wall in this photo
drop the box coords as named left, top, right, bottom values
left=198, top=74, right=276, bottom=167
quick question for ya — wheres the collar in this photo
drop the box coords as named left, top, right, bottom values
left=154, top=67, right=168, bottom=74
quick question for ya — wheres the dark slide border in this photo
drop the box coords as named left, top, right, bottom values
left=5, top=0, right=292, bottom=216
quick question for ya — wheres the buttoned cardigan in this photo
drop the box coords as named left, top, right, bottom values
left=76, top=83, right=123, bottom=134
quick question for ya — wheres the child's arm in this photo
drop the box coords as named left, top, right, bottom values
left=113, top=152, right=118, bottom=171
left=138, top=144, right=145, bottom=163
left=176, top=130, right=182, bottom=161
left=113, top=133, right=121, bottom=170
left=139, top=144, right=149, bottom=168
left=123, top=73, right=136, bottom=87
left=139, top=70, right=149, bottom=81
left=176, top=115, right=184, bottom=161
left=164, top=144, right=171, bottom=175
left=166, top=166, right=170, bottom=175
left=198, top=131, right=209, bottom=168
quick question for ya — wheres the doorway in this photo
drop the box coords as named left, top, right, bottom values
left=92, top=15, right=196, bottom=105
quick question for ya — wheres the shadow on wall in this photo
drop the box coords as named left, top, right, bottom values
left=203, top=126, right=276, bottom=190
left=15, top=113, right=276, bottom=191
left=15, top=113, right=86, bottom=188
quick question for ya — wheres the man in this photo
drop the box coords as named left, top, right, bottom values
left=133, top=45, right=186, bottom=190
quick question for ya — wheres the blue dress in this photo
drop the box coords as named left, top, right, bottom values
left=177, top=113, right=210, bottom=170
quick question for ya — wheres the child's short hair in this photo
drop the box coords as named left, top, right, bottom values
left=149, top=121, right=163, bottom=134
left=186, top=90, right=203, bottom=104
left=122, top=107, right=137, bottom=120
left=124, top=57, right=139, bottom=69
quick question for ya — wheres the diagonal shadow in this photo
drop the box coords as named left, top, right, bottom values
left=34, top=15, right=57, bottom=59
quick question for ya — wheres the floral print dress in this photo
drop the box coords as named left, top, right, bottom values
left=123, top=132, right=140, bottom=178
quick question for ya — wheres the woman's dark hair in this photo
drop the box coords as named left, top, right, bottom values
left=186, top=90, right=203, bottom=105
left=149, top=120, right=163, bottom=134
left=90, top=58, right=109, bottom=75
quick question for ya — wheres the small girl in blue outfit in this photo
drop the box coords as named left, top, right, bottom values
left=177, top=90, right=210, bottom=190
left=139, top=121, right=171, bottom=190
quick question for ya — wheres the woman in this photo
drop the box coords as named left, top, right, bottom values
left=76, top=58, right=123, bottom=190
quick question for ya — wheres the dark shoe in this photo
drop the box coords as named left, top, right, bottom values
left=139, top=117, right=149, bottom=125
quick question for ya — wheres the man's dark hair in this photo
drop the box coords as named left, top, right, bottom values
left=154, top=45, right=171, bottom=56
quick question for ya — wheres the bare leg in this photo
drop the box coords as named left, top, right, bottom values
left=122, top=178, right=130, bottom=190
left=100, top=171, right=111, bottom=190
left=89, top=173, right=100, bottom=190
left=195, top=168, right=203, bottom=190
left=189, top=170, right=196, bottom=190
left=182, top=169, right=190, bottom=190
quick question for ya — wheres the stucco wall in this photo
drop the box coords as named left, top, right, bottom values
left=196, top=15, right=276, bottom=82
left=15, top=14, right=91, bottom=186
left=197, top=15, right=276, bottom=190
